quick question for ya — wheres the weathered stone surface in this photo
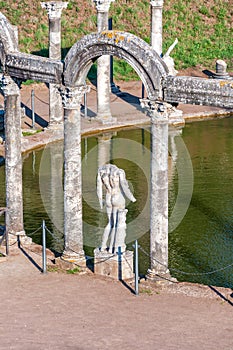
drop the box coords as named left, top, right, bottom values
left=64, top=31, right=168, bottom=100
left=41, top=2, right=67, bottom=127
left=0, top=12, right=18, bottom=68
left=213, top=59, right=231, bottom=80
left=97, top=164, right=136, bottom=253
left=93, top=1, right=115, bottom=123
left=93, top=0, right=115, bottom=13
left=61, top=85, right=90, bottom=260
left=141, top=100, right=172, bottom=277
left=164, top=76, right=233, bottom=108
left=5, top=52, right=63, bottom=84
left=0, top=76, right=25, bottom=236
left=150, top=0, right=164, bottom=55
left=94, top=249, right=134, bottom=280
left=41, top=2, right=68, bottom=20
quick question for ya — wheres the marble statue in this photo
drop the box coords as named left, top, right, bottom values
left=97, top=164, right=136, bottom=253
left=162, top=38, right=178, bottom=76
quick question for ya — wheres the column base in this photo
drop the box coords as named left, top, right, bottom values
left=146, top=268, right=177, bottom=283
left=169, top=108, right=185, bottom=127
left=61, top=249, right=86, bottom=266
left=46, top=122, right=64, bottom=131
left=8, top=232, right=32, bottom=245
left=212, top=72, right=231, bottom=80
left=96, top=114, right=117, bottom=125
left=94, top=248, right=134, bottom=280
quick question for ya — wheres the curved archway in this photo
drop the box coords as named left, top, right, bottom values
left=0, top=13, right=18, bottom=67
left=64, top=31, right=169, bottom=100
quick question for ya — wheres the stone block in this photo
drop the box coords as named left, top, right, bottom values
left=94, top=248, right=134, bottom=280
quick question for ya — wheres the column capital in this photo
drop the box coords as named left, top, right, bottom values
left=150, top=0, right=164, bottom=8
left=93, top=0, right=115, bottom=12
left=41, top=1, right=68, bottom=19
left=60, top=85, right=90, bottom=109
left=0, top=75, right=20, bottom=96
left=140, top=99, right=172, bottom=123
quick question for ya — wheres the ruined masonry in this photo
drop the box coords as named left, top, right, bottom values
left=0, top=11, right=233, bottom=279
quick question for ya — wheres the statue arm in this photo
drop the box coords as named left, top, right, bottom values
left=119, top=170, right=136, bottom=203
left=97, top=172, right=103, bottom=209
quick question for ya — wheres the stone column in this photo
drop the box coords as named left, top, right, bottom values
left=93, top=0, right=115, bottom=124
left=213, top=59, right=231, bottom=80
left=141, top=100, right=172, bottom=279
left=150, top=0, right=163, bottom=56
left=150, top=1, right=184, bottom=125
left=0, top=76, right=26, bottom=240
left=60, top=85, right=90, bottom=262
left=41, top=1, right=68, bottom=129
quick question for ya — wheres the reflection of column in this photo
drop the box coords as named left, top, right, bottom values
left=49, top=142, right=64, bottom=252
left=168, top=127, right=181, bottom=199
left=1, top=76, right=26, bottom=240
left=41, top=1, right=68, bottom=129
left=150, top=0, right=163, bottom=55
left=93, top=0, right=115, bottom=124
left=61, top=85, right=90, bottom=262
left=141, top=99, right=172, bottom=279
left=97, top=132, right=114, bottom=167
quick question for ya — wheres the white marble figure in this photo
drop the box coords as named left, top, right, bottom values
left=162, top=38, right=178, bottom=76
left=97, top=164, right=136, bottom=253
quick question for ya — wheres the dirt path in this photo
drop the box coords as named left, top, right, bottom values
left=0, top=246, right=233, bottom=350
left=0, top=74, right=233, bottom=349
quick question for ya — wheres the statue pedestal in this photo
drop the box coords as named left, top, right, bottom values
left=94, top=248, right=134, bottom=280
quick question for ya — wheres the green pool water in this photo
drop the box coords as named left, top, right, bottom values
left=0, top=116, right=232, bottom=287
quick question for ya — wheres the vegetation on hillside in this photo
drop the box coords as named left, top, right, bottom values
left=0, top=0, right=232, bottom=80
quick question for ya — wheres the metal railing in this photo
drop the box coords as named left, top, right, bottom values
left=0, top=207, right=8, bottom=255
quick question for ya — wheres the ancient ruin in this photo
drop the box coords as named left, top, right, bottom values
left=0, top=5, right=232, bottom=280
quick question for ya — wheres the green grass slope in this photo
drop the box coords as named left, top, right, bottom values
left=0, top=0, right=232, bottom=80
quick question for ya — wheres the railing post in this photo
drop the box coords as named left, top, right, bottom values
left=42, top=220, right=47, bottom=274
left=5, top=228, right=9, bottom=256
left=31, top=89, right=35, bottom=129
left=118, top=246, right=122, bottom=281
left=134, top=240, right=139, bottom=295
left=84, top=91, right=87, bottom=118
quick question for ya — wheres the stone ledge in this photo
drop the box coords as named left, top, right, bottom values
left=94, top=248, right=134, bottom=280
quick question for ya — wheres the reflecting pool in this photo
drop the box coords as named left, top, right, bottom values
left=0, top=116, right=232, bottom=287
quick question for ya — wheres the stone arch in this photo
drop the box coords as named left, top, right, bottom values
left=0, top=13, right=18, bottom=67
left=64, top=31, right=169, bottom=100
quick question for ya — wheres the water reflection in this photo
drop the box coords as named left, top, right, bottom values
left=39, top=143, right=64, bottom=253
left=0, top=117, right=232, bottom=287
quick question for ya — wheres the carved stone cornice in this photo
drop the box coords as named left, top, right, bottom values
left=150, top=0, right=164, bottom=8
left=60, top=85, right=90, bottom=109
left=41, top=2, right=68, bottom=19
left=140, top=99, right=172, bottom=123
left=0, top=75, right=20, bottom=96
left=93, top=0, right=115, bottom=12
